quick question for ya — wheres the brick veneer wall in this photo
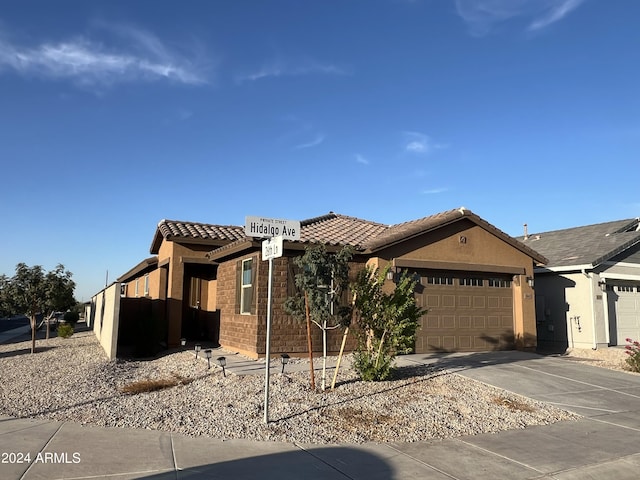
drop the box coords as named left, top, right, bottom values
left=217, top=254, right=260, bottom=355
left=218, top=252, right=365, bottom=357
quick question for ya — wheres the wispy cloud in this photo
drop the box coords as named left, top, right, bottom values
left=355, top=154, right=370, bottom=165
left=421, top=187, right=448, bottom=195
left=454, top=0, right=585, bottom=36
left=0, top=23, right=207, bottom=87
left=293, top=134, right=325, bottom=150
left=402, top=131, right=448, bottom=155
left=238, top=57, right=349, bottom=83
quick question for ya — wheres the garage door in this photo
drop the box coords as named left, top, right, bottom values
left=412, top=271, right=515, bottom=353
left=610, top=283, right=640, bottom=345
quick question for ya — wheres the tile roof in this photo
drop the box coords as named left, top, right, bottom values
left=519, top=218, right=640, bottom=268
left=150, top=219, right=245, bottom=253
left=299, top=212, right=388, bottom=247
left=205, top=208, right=547, bottom=264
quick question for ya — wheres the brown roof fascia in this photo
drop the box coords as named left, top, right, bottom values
left=206, top=239, right=259, bottom=262
left=117, top=256, right=158, bottom=283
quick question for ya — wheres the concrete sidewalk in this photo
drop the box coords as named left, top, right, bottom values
left=1, top=350, right=640, bottom=479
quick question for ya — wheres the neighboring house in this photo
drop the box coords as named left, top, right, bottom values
left=520, top=217, right=640, bottom=352
left=115, top=208, right=546, bottom=358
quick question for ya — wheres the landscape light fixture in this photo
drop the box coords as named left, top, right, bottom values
left=217, top=356, right=227, bottom=377
left=194, top=344, right=201, bottom=359
left=204, top=349, right=212, bottom=369
left=280, top=353, right=290, bottom=374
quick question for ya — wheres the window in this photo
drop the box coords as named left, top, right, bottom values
left=460, top=277, right=483, bottom=287
left=240, top=258, right=253, bottom=314
left=134, top=278, right=139, bottom=297
left=144, top=274, right=150, bottom=296
left=427, top=276, right=453, bottom=285
left=190, top=277, right=201, bottom=308
left=488, top=278, right=511, bottom=288
left=617, top=285, right=635, bottom=293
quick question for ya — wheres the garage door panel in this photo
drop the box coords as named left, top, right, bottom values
left=414, top=270, right=515, bottom=353
left=473, top=296, right=486, bottom=308
left=473, top=316, right=486, bottom=328
left=611, top=284, right=640, bottom=345
left=426, top=295, right=440, bottom=308
left=488, top=296, right=500, bottom=308
left=442, top=316, right=455, bottom=329
left=459, top=316, right=471, bottom=328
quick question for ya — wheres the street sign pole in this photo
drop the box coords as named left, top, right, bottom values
left=244, top=216, right=299, bottom=425
left=263, top=255, right=274, bottom=424
left=259, top=235, right=284, bottom=424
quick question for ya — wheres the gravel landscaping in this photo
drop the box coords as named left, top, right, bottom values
left=0, top=329, right=580, bottom=444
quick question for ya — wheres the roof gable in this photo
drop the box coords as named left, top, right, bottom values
left=519, top=218, right=640, bottom=268
left=363, top=208, right=547, bottom=263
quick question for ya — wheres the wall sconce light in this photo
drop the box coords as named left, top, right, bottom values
left=180, top=338, right=186, bottom=347
left=194, top=344, right=201, bottom=359
left=598, top=280, right=606, bottom=292
left=386, top=269, right=394, bottom=281
left=527, top=277, right=535, bottom=288
left=280, top=353, right=290, bottom=374
left=217, top=356, right=227, bottom=377
left=204, top=349, right=212, bottom=369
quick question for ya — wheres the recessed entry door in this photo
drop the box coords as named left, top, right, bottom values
left=412, top=271, right=515, bottom=353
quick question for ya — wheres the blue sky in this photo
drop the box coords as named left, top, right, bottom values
left=1, top=0, right=638, bottom=301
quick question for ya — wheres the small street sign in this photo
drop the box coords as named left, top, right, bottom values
left=262, top=235, right=283, bottom=261
left=245, top=216, right=300, bottom=241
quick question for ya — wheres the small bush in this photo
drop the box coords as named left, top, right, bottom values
left=63, top=310, right=79, bottom=325
left=353, top=349, right=394, bottom=382
left=57, top=323, right=74, bottom=338
left=625, top=338, right=640, bottom=372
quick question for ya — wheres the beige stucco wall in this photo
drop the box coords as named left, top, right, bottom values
left=536, top=271, right=604, bottom=350
left=91, top=283, right=121, bottom=360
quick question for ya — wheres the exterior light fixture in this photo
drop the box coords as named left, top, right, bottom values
left=194, top=344, right=201, bottom=359
left=204, top=349, right=212, bottom=369
left=217, top=356, right=227, bottom=377
left=280, top=353, right=290, bottom=374
left=527, top=277, right=535, bottom=289
left=180, top=338, right=186, bottom=347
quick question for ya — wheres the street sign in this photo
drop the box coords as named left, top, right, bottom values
left=261, top=236, right=283, bottom=261
left=245, top=216, right=300, bottom=241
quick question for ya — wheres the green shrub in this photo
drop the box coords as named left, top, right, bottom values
left=63, top=310, right=79, bottom=325
left=351, top=265, right=425, bottom=382
left=625, top=338, right=640, bottom=372
left=57, top=323, right=74, bottom=338
left=353, top=349, right=394, bottom=381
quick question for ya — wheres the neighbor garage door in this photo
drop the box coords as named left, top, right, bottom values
left=610, top=283, right=640, bottom=345
left=412, top=271, right=515, bottom=353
